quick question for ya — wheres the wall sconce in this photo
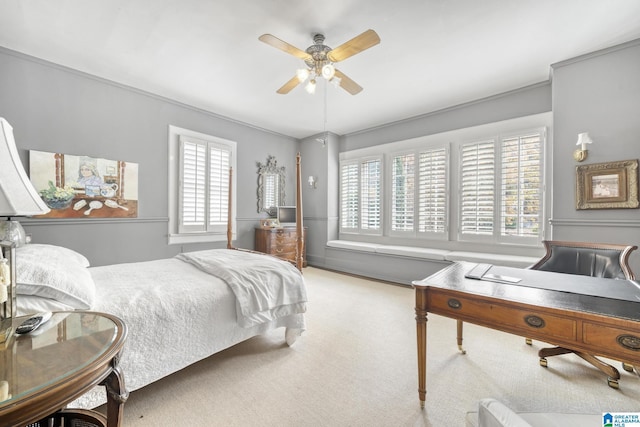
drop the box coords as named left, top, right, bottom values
left=308, top=176, right=317, bottom=189
left=574, top=132, right=593, bottom=162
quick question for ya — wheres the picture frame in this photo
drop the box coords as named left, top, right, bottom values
left=576, top=159, right=639, bottom=210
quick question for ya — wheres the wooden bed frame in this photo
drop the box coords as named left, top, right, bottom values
left=226, top=153, right=304, bottom=272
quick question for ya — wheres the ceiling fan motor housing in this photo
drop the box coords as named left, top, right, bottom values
left=304, top=34, right=332, bottom=73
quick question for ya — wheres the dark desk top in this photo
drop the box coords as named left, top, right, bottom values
left=413, top=261, right=640, bottom=322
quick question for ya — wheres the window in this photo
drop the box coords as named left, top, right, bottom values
left=460, top=140, right=495, bottom=236
left=391, top=153, right=415, bottom=232
left=459, top=131, right=543, bottom=243
left=500, top=132, right=542, bottom=238
left=387, top=148, right=449, bottom=237
left=339, top=157, right=382, bottom=234
left=361, top=159, right=381, bottom=231
left=418, top=148, right=447, bottom=234
left=168, top=125, right=236, bottom=244
left=338, top=113, right=548, bottom=249
left=340, top=161, right=359, bottom=231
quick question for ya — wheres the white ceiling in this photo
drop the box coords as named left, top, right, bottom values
left=1, top=0, right=640, bottom=139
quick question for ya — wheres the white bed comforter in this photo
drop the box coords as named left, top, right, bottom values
left=71, top=249, right=307, bottom=409
left=176, top=249, right=307, bottom=327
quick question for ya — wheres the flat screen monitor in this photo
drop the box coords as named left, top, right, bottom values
left=277, top=206, right=296, bottom=227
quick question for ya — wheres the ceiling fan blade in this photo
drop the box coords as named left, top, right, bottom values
left=259, top=34, right=312, bottom=61
left=334, top=69, right=363, bottom=95
left=327, top=29, right=380, bottom=62
left=276, top=75, right=302, bottom=94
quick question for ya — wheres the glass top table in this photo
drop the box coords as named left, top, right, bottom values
left=0, top=311, right=127, bottom=427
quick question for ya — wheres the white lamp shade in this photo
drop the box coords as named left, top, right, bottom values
left=321, top=64, right=336, bottom=80
left=0, top=118, right=50, bottom=216
left=576, top=132, right=593, bottom=146
left=305, top=79, right=317, bottom=94
left=296, top=68, right=310, bottom=82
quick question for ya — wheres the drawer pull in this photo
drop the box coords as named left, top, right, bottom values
left=524, top=315, right=545, bottom=329
left=447, top=299, right=462, bottom=309
left=617, top=334, right=640, bottom=351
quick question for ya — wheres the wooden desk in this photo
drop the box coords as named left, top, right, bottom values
left=412, top=261, right=640, bottom=408
left=0, top=311, right=128, bottom=427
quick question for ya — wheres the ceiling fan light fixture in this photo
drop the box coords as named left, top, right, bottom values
left=305, top=79, right=317, bottom=94
left=321, top=63, right=335, bottom=80
left=296, top=68, right=310, bottom=82
left=331, top=76, right=342, bottom=88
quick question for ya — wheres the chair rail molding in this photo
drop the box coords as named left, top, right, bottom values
left=549, top=218, right=640, bottom=228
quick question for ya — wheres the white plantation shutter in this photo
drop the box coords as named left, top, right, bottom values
left=208, top=147, right=230, bottom=226
left=180, top=139, right=207, bottom=231
left=391, top=153, right=415, bottom=231
left=340, top=162, right=359, bottom=230
left=418, top=148, right=447, bottom=234
left=179, top=136, right=231, bottom=233
left=360, top=159, right=381, bottom=231
left=460, top=140, right=495, bottom=235
left=501, top=132, right=542, bottom=238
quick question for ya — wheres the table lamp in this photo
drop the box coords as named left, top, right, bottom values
left=0, top=117, right=50, bottom=334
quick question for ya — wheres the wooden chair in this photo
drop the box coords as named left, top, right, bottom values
left=528, top=240, right=637, bottom=388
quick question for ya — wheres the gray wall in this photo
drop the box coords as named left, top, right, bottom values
left=299, top=132, right=339, bottom=266
left=549, top=39, right=640, bottom=273
left=0, top=47, right=299, bottom=266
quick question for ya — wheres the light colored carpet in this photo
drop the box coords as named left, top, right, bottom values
left=109, top=267, right=640, bottom=426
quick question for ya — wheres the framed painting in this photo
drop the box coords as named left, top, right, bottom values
left=29, top=150, right=139, bottom=218
left=576, top=159, right=639, bottom=210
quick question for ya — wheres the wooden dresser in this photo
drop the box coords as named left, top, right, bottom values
left=255, top=227, right=307, bottom=266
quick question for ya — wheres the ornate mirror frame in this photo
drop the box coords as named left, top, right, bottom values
left=257, top=155, right=286, bottom=216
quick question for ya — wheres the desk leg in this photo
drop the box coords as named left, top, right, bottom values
left=103, top=364, right=129, bottom=427
left=415, top=287, right=428, bottom=409
left=456, top=320, right=466, bottom=354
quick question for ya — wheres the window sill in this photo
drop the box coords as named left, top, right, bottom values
left=168, top=233, right=229, bottom=245
left=326, top=240, right=540, bottom=268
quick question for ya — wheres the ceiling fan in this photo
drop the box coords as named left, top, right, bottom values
left=259, top=29, right=380, bottom=95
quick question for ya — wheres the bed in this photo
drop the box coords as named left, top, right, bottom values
left=13, top=154, right=308, bottom=409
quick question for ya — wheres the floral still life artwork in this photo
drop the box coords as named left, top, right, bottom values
left=29, top=150, right=139, bottom=218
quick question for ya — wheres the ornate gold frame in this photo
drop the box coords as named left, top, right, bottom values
left=576, top=159, right=639, bottom=209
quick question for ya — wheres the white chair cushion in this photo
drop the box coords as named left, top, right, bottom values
left=466, top=398, right=601, bottom=427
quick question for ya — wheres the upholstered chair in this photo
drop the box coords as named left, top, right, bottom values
left=464, top=398, right=600, bottom=427
left=528, top=240, right=637, bottom=388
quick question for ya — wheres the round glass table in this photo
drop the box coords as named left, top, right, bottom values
left=0, top=311, right=127, bottom=427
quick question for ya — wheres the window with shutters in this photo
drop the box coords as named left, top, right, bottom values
left=500, top=132, right=542, bottom=240
left=391, top=153, right=415, bottom=232
left=361, top=159, right=381, bottom=231
left=339, top=157, right=382, bottom=234
left=168, top=125, right=237, bottom=244
left=418, top=148, right=447, bottom=235
left=340, top=161, right=359, bottom=231
left=338, top=114, right=548, bottom=249
left=460, top=140, right=496, bottom=236
left=459, top=130, right=544, bottom=244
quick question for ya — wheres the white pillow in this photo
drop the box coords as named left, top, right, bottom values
left=17, top=244, right=91, bottom=268
left=17, top=295, right=75, bottom=317
left=15, top=244, right=95, bottom=309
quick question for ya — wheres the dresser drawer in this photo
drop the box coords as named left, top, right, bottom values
left=255, top=227, right=307, bottom=266
left=428, top=291, right=577, bottom=341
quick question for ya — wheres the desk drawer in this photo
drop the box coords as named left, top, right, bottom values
left=583, top=322, right=640, bottom=361
left=429, top=292, right=577, bottom=341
